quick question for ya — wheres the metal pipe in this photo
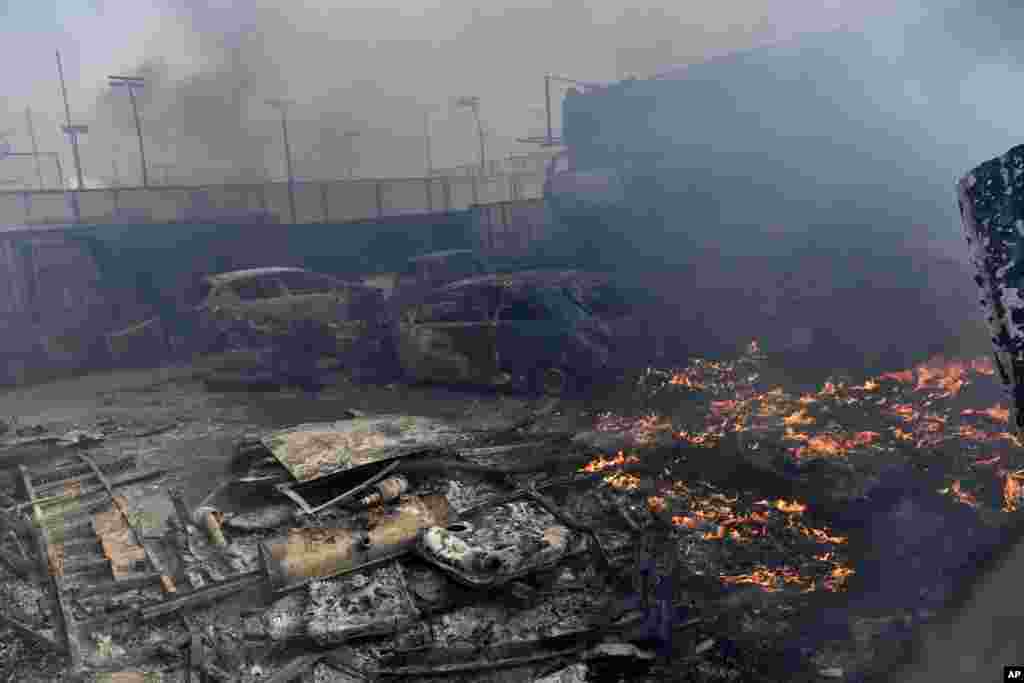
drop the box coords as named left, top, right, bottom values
left=25, top=108, right=44, bottom=190
left=545, top=74, right=553, bottom=147
left=56, top=51, right=83, bottom=221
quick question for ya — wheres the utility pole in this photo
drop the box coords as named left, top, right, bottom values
left=266, top=98, right=297, bottom=223
left=108, top=76, right=149, bottom=187
left=56, top=50, right=86, bottom=222
left=24, top=108, right=45, bottom=190
left=423, top=112, right=433, bottom=177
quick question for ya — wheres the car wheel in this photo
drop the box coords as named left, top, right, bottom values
left=535, top=367, right=570, bottom=397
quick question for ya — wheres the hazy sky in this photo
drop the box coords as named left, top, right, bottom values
left=1, top=0, right=884, bottom=186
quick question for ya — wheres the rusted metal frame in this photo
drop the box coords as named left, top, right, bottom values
left=17, top=464, right=81, bottom=668
left=4, top=468, right=166, bottom=515
left=30, top=454, right=136, bottom=488
left=76, top=454, right=171, bottom=592
left=298, top=459, right=403, bottom=517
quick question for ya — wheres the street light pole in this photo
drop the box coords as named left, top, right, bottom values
left=266, top=98, right=297, bottom=223
left=109, top=76, right=149, bottom=188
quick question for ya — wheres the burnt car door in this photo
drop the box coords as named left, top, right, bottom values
left=397, top=283, right=500, bottom=385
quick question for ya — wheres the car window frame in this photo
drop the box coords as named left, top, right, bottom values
left=230, top=275, right=286, bottom=301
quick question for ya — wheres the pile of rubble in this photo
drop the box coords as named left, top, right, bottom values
left=0, top=397, right=850, bottom=683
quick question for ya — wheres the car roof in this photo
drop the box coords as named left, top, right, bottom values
left=409, top=249, right=479, bottom=263
left=441, top=270, right=585, bottom=291
left=204, top=267, right=313, bottom=286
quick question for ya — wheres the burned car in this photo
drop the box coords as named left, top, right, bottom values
left=106, top=267, right=386, bottom=367
left=395, top=274, right=612, bottom=395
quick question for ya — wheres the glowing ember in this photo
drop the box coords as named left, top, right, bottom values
left=773, top=499, right=808, bottom=514
left=788, top=430, right=879, bottom=458
left=789, top=520, right=847, bottom=545
left=938, top=480, right=980, bottom=508
left=710, top=400, right=741, bottom=417
left=581, top=451, right=640, bottom=473
left=889, top=404, right=918, bottom=421
left=604, top=472, right=641, bottom=490
left=971, top=357, right=996, bottom=375
left=961, top=405, right=1010, bottom=423
left=783, top=410, right=815, bottom=427
left=721, top=566, right=815, bottom=593
left=1003, top=471, right=1024, bottom=513
left=647, top=496, right=667, bottom=514
left=853, top=379, right=880, bottom=391
left=881, top=369, right=915, bottom=383
left=669, top=373, right=705, bottom=389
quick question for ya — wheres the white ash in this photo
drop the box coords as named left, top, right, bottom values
left=306, top=565, right=417, bottom=644
left=427, top=591, right=605, bottom=649
left=255, top=591, right=309, bottom=641
left=444, top=478, right=505, bottom=515
left=0, top=570, right=49, bottom=624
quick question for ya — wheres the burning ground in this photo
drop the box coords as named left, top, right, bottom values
left=575, top=341, right=1024, bottom=680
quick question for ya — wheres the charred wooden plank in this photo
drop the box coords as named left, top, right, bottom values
left=0, top=610, right=65, bottom=653
left=74, top=572, right=165, bottom=599
left=263, top=653, right=322, bottom=683
left=139, top=571, right=263, bottom=621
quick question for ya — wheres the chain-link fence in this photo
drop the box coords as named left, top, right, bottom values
left=0, top=172, right=546, bottom=226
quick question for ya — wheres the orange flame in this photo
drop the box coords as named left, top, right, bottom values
left=581, top=450, right=640, bottom=473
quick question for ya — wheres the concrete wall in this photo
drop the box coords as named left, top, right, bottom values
left=0, top=173, right=544, bottom=227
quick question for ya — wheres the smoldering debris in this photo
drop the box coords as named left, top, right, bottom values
left=3, top=330, right=1024, bottom=683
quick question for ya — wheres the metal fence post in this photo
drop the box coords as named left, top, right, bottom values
left=375, top=181, right=385, bottom=218
left=471, top=176, right=479, bottom=206
left=320, top=182, right=330, bottom=223
left=425, top=178, right=433, bottom=213
left=442, top=178, right=452, bottom=212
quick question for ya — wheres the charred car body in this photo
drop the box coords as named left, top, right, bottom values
left=395, top=273, right=612, bottom=395
left=106, top=267, right=386, bottom=368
